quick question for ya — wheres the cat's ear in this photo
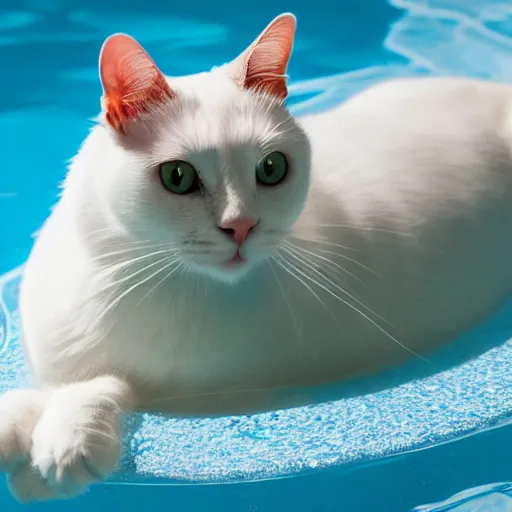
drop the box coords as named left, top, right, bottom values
left=99, top=34, right=175, bottom=134
left=227, top=13, right=296, bottom=101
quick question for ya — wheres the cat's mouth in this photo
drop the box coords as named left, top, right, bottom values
left=224, top=250, right=245, bottom=266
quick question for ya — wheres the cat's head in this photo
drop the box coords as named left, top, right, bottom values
left=87, top=13, right=310, bottom=284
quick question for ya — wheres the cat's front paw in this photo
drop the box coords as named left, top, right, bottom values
left=31, top=404, right=121, bottom=497
left=8, top=378, right=127, bottom=502
left=0, top=389, right=46, bottom=472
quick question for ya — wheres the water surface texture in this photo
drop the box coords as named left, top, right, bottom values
left=0, top=0, right=511, bottom=510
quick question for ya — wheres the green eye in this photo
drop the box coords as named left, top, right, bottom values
left=159, top=161, right=200, bottom=194
left=256, top=151, right=288, bottom=186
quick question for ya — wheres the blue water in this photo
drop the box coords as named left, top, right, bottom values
left=1, top=0, right=511, bottom=510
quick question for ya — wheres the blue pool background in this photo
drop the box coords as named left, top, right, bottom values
left=1, top=0, right=511, bottom=510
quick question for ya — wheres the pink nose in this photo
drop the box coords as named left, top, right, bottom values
left=219, top=218, right=259, bottom=246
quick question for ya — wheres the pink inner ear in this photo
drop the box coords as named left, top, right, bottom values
left=99, top=34, right=174, bottom=134
left=231, top=14, right=296, bottom=100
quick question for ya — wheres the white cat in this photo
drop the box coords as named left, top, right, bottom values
left=1, top=11, right=512, bottom=503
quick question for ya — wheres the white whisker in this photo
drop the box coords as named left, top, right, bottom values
left=279, top=247, right=427, bottom=361
left=290, top=235, right=380, bottom=277
left=92, top=256, right=177, bottom=326
left=272, top=253, right=343, bottom=333
left=290, top=234, right=358, bottom=253
left=303, top=223, right=415, bottom=236
left=136, top=260, right=183, bottom=306
left=267, top=260, right=303, bottom=345
left=284, top=240, right=365, bottom=287
left=97, top=250, right=178, bottom=289
left=283, top=243, right=388, bottom=325
left=90, top=243, right=177, bottom=264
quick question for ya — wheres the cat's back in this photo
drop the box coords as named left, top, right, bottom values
left=290, top=76, right=512, bottom=387
left=298, top=76, right=512, bottom=215
left=300, top=76, right=512, bottom=158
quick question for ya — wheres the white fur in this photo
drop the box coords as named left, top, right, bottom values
left=3, top=64, right=512, bottom=500
left=2, top=377, right=129, bottom=502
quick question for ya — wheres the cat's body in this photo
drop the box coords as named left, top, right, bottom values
left=20, top=76, right=512, bottom=418
left=2, top=13, right=512, bottom=503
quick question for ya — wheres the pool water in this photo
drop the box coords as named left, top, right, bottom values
left=0, top=0, right=511, bottom=510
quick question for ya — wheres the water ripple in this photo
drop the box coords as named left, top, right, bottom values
left=414, top=482, right=512, bottom=511
left=387, top=0, right=512, bottom=79
left=0, top=266, right=20, bottom=357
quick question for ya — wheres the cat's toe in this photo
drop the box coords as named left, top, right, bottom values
left=0, top=389, right=46, bottom=472
left=31, top=425, right=112, bottom=497
left=7, top=461, right=56, bottom=503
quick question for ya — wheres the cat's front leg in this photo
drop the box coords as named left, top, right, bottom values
left=8, top=375, right=133, bottom=503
